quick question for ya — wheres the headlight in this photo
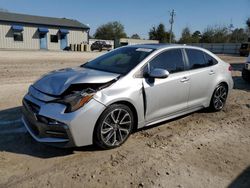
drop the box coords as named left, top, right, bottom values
left=57, top=89, right=95, bottom=113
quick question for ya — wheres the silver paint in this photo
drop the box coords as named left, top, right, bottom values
left=22, top=44, right=234, bottom=147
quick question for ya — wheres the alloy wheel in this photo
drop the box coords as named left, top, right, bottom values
left=213, top=85, right=228, bottom=110
left=100, top=108, right=132, bottom=147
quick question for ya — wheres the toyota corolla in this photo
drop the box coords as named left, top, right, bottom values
left=22, top=44, right=233, bottom=149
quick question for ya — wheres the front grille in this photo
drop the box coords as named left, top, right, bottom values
left=23, top=99, right=40, bottom=114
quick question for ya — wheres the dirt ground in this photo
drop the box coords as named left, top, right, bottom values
left=0, top=50, right=249, bottom=188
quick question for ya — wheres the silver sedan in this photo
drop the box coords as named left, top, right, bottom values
left=22, top=44, right=233, bottom=149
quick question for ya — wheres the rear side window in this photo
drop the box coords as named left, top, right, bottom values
left=204, top=53, right=218, bottom=66
left=186, top=49, right=207, bottom=69
left=149, top=49, right=184, bottom=73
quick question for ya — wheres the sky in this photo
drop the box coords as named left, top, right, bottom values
left=0, top=0, right=249, bottom=39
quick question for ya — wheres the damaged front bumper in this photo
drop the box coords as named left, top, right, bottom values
left=22, top=89, right=106, bottom=148
left=22, top=100, right=75, bottom=148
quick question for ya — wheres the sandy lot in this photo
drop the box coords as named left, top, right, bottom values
left=0, top=50, right=249, bottom=188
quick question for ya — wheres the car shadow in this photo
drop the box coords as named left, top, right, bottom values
left=0, top=106, right=107, bottom=158
left=228, top=166, right=250, bottom=188
left=232, top=76, right=250, bottom=91
left=228, top=62, right=250, bottom=91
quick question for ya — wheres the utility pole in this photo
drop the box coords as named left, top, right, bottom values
left=169, top=9, right=176, bottom=44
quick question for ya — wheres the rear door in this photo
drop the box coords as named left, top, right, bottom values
left=184, top=49, right=217, bottom=108
left=143, top=49, right=190, bottom=123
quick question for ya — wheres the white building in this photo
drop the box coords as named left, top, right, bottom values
left=0, top=11, right=89, bottom=50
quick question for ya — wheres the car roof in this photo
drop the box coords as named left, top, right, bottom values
left=127, top=43, right=202, bottom=50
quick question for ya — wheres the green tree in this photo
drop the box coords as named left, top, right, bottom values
left=157, top=24, right=167, bottom=43
left=149, top=23, right=174, bottom=43
left=229, top=28, right=248, bottom=43
left=200, top=26, right=229, bottom=43
left=246, top=18, right=250, bottom=28
left=94, top=21, right=127, bottom=40
left=179, top=27, right=193, bottom=44
left=246, top=18, right=250, bottom=42
left=213, top=26, right=229, bottom=43
left=149, top=26, right=157, bottom=40
left=200, top=27, right=215, bottom=43
left=191, top=30, right=201, bottom=43
left=130, top=33, right=140, bottom=39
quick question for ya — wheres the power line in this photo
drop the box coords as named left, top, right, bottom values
left=169, top=9, right=176, bottom=44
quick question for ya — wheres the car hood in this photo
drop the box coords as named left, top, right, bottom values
left=33, top=67, right=120, bottom=96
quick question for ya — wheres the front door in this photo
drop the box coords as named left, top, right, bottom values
left=39, top=33, right=47, bottom=49
left=60, top=34, right=67, bottom=50
left=143, top=49, right=190, bottom=123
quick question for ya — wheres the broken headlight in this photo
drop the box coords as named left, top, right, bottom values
left=58, top=88, right=95, bottom=113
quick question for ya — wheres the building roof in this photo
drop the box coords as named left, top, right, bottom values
left=0, top=11, right=90, bottom=30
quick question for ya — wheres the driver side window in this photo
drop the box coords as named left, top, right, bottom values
left=148, top=49, right=185, bottom=73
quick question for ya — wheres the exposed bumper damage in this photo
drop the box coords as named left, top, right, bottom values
left=22, top=68, right=119, bottom=147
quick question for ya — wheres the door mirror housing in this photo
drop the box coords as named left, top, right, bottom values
left=145, top=68, right=170, bottom=79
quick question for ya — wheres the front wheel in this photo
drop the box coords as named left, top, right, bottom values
left=94, top=104, right=134, bottom=149
left=209, top=84, right=228, bottom=111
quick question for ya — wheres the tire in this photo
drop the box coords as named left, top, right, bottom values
left=242, top=68, right=250, bottom=82
left=209, top=83, right=228, bottom=112
left=94, top=104, right=134, bottom=149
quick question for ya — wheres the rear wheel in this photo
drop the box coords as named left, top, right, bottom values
left=209, top=84, right=228, bottom=111
left=94, top=104, right=134, bottom=149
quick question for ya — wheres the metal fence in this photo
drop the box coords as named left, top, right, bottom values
left=187, top=43, right=241, bottom=54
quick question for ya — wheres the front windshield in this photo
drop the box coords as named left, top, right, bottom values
left=82, top=47, right=154, bottom=74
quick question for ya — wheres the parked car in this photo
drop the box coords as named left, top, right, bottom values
left=239, top=42, right=250, bottom=56
left=90, top=41, right=112, bottom=51
left=242, top=54, right=250, bottom=82
left=22, top=44, right=233, bottom=149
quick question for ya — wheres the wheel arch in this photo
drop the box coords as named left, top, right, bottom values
left=107, top=100, right=139, bottom=132
left=218, top=81, right=229, bottom=89
left=210, top=80, right=229, bottom=98
left=92, top=100, right=139, bottom=148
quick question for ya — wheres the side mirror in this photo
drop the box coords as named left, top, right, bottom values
left=146, top=68, right=170, bottom=79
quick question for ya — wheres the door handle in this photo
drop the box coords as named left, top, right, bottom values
left=180, top=77, right=190, bottom=82
left=209, top=70, right=215, bottom=75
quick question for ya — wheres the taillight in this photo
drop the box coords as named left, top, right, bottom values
left=228, top=65, right=232, bottom=71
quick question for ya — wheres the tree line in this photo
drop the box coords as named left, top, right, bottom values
left=93, top=18, right=250, bottom=43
